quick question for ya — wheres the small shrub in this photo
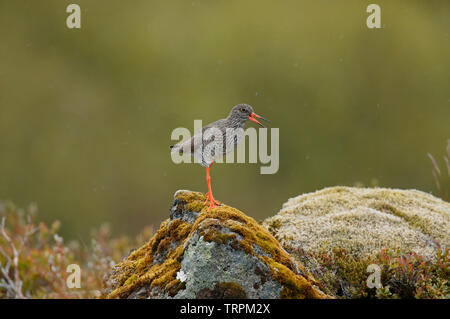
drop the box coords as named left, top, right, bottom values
left=0, top=201, right=152, bottom=299
left=288, top=245, right=449, bottom=299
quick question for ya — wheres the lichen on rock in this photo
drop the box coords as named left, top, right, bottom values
left=103, top=190, right=328, bottom=299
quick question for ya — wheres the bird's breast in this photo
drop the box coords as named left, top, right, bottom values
left=223, top=128, right=244, bottom=153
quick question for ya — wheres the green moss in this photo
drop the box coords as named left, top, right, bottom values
left=267, top=219, right=281, bottom=234
left=123, top=274, right=138, bottom=286
left=203, top=230, right=237, bottom=245
left=186, top=200, right=205, bottom=212
left=373, top=203, right=433, bottom=238
left=192, top=206, right=298, bottom=269
left=176, top=190, right=207, bottom=212
left=106, top=216, right=193, bottom=298
left=265, top=257, right=323, bottom=299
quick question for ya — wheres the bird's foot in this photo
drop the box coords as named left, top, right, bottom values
left=204, top=192, right=220, bottom=211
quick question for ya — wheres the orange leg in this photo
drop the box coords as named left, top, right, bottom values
left=204, top=162, right=220, bottom=210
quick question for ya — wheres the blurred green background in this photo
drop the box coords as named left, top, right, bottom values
left=0, top=0, right=449, bottom=240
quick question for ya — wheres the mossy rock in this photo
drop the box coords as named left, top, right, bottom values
left=262, top=187, right=450, bottom=298
left=263, top=187, right=450, bottom=260
left=103, top=190, right=329, bottom=299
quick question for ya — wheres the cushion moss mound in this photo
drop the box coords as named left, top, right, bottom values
left=263, top=187, right=450, bottom=298
left=263, top=187, right=450, bottom=260
left=103, top=190, right=329, bottom=299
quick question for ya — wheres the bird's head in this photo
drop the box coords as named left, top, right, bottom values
left=229, top=104, right=270, bottom=127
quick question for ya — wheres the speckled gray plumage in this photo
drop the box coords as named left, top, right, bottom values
left=170, top=104, right=254, bottom=166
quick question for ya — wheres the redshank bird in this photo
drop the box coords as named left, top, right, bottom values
left=170, top=104, right=269, bottom=210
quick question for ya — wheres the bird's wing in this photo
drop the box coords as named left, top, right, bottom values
left=200, top=120, right=226, bottom=147
left=170, top=134, right=198, bottom=155
left=169, top=119, right=226, bottom=155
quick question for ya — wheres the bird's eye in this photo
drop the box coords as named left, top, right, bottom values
left=240, top=108, right=246, bottom=113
